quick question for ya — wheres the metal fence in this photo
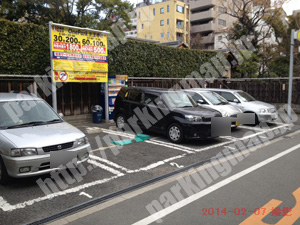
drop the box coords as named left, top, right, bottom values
left=0, top=75, right=299, bottom=116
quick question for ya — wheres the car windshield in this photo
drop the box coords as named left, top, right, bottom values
left=235, top=91, right=256, bottom=102
left=162, top=92, right=196, bottom=108
left=201, top=92, right=229, bottom=105
left=0, top=100, right=61, bottom=129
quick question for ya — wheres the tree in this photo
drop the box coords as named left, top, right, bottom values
left=267, top=11, right=300, bottom=76
left=0, top=0, right=133, bottom=30
left=190, top=33, right=205, bottom=49
left=234, top=51, right=260, bottom=78
left=222, top=0, right=287, bottom=49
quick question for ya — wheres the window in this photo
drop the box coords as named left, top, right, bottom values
left=142, top=24, right=144, bottom=29
left=176, top=5, right=184, bottom=13
left=218, top=92, right=236, bottom=102
left=167, top=32, right=169, bottom=38
left=144, top=93, right=159, bottom=104
left=161, top=33, right=164, bottom=38
left=218, top=6, right=227, bottom=13
left=139, top=12, right=141, bottom=18
left=167, top=5, right=169, bottom=12
left=153, top=8, right=155, bottom=15
left=167, top=19, right=169, bottom=25
left=151, top=36, right=152, bottom=39
left=145, top=35, right=147, bottom=39
left=176, top=20, right=183, bottom=29
left=190, top=93, right=206, bottom=104
left=160, top=20, right=164, bottom=26
left=126, top=90, right=142, bottom=102
left=218, top=19, right=226, bottom=26
left=160, top=7, right=164, bottom=14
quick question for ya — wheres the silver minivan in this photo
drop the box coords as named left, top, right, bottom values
left=0, top=93, right=90, bottom=184
left=205, top=88, right=278, bottom=124
left=186, top=89, right=242, bottom=127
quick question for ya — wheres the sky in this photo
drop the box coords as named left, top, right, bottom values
left=283, top=0, right=300, bottom=15
left=129, top=0, right=300, bottom=16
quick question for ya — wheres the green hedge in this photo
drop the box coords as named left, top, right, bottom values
left=0, top=19, right=50, bottom=75
left=108, top=40, right=218, bottom=77
left=0, top=19, right=218, bottom=77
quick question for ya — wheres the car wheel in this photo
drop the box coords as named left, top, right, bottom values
left=0, top=157, right=9, bottom=185
left=167, top=123, right=184, bottom=143
left=116, top=114, right=126, bottom=130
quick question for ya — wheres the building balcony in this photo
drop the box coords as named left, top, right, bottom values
left=190, top=9, right=214, bottom=22
left=190, top=0, right=217, bottom=10
left=176, top=24, right=184, bottom=29
left=191, top=22, right=216, bottom=33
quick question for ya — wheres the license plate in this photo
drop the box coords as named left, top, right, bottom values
left=50, top=151, right=77, bottom=168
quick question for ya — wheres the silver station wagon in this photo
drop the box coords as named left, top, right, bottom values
left=205, top=88, right=278, bottom=124
left=0, top=93, right=90, bottom=184
left=185, top=89, right=242, bottom=127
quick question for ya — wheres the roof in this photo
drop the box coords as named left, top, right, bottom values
left=123, top=87, right=186, bottom=94
left=0, top=93, right=41, bottom=102
left=185, top=88, right=213, bottom=93
left=126, top=37, right=160, bottom=44
left=203, top=88, right=243, bottom=93
left=158, top=41, right=189, bottom=48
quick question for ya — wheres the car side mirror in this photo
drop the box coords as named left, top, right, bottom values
left=157, top=101, right=166, bottom=108
left=58, top=113, right=64, bottom=118
left=197, top=100, right=205, bottom=104
left=233, top=99, right=239, bottom=103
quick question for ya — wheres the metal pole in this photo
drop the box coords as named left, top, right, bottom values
left=104, top=82, right=109, bottom=122
left=288, top=29, right=295, bottom=122
left=49, top=21, right=57, bottom=112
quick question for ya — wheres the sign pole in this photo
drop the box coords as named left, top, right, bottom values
left=104, top=82, right=109, bottom=122
left=287, top=29, right=295, bottom=122
left=49, top=21, right=58, bottom=112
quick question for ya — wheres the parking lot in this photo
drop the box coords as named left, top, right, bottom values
left=0, top=119, right=299, bottom=225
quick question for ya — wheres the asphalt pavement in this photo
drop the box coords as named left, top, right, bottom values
left=0, top=116, right=299, bottom=225
left=48, top=129, right=300, bottom=225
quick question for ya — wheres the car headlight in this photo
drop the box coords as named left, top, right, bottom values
left=11, top=148, right=37, bottom=157
left=76, top=137, right=89, bottom=146
left=185, top=115, right=202, bottom=122
left=260, top=108, right=269, bottom=113
left=221, top=111, right=230, bottom=117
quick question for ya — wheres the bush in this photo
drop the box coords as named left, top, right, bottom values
left=0, top=19, right=50, bottom=75
left=0, top=19, right=219, bottom=77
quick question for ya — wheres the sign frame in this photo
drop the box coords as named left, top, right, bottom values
left=49, top=22, right=110, bottom=121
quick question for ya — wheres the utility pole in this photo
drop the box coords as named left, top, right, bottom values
left=288, top=29, right=299, bottom=122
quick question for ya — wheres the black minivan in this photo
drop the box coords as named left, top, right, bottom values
left=113, top=87, right=222, bottom=143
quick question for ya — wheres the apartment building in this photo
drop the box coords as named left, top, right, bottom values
left=189, top=0, right=236, bottom=49
left=136, top=0, right=190, bottom=45
left=124, top=9, right=138, bottom=38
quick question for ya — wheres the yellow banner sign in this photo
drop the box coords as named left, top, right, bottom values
left=50, top=24, right=108, bottom=82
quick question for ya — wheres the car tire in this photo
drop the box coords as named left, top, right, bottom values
left=167, top=123, right=184, bottom=143
left=0, top=157, right=10, bottom=185
left=116, top=114, right=127, bottom=130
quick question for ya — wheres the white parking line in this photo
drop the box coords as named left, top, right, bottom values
left=132, top=143, right=300, bottom=225
left=87, top=160, right=124, bottom=176
left=219, top=136, right=237, bottom=141
left=0, top=124, right=290, bottom=212
left=102, top=129, right=195, bottom=154
left=0, top=174, right=124, bottom=212
left=90, top=155, right=131, bottom=173
left=238, top=125, right=267, bottom=131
